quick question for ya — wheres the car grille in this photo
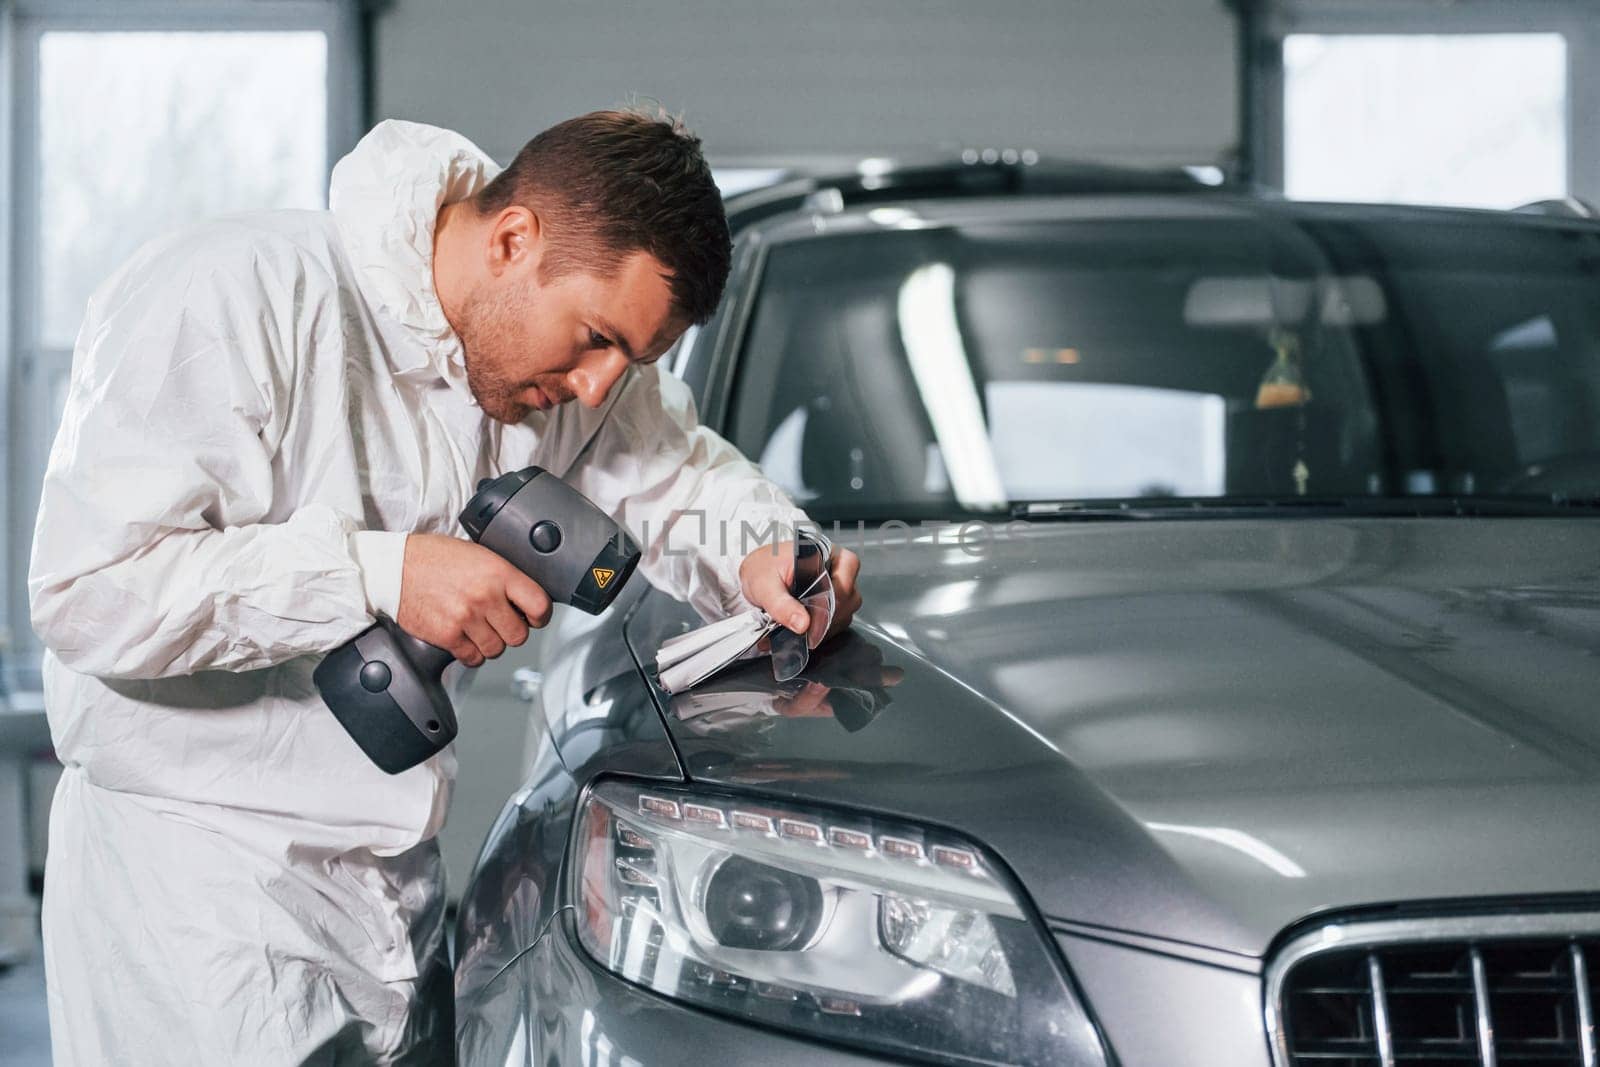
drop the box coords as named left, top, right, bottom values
left=1268, top=914, right=1600, bottom=1067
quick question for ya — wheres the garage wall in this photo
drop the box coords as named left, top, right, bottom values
left=372, top=0, right=1239, bottom=168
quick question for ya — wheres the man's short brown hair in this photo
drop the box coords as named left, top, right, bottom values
left=474, top=108, right=731, bottom=326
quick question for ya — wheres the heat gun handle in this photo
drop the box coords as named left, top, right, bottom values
left=395, top=628, right=456, bottom=677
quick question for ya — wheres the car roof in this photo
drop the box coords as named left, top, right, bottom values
left=722, top=157, right=1600, bottom=241
left=721, top=156, right=1229, bottom=231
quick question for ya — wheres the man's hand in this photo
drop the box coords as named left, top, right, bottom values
left=397, top=533, right=553, bottom=666
left=738, top=541, right=862, bottom=646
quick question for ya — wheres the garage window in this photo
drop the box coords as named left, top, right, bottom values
left=1283, top=32, right=1567, bottom=209
left=2, top=1, right=363, bottom=695
left=1248, top=1, right=1599, bottom=212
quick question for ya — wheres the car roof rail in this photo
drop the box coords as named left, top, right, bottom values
left=723, top=154, right=1243, bottom=231
left=1511, top=197, right=1599, bottom=219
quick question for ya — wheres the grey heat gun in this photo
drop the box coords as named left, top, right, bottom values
left=314, top=467, right=640, bottom=773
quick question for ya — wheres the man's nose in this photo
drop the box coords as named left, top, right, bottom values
left=568, top=350, right=630, bottom=409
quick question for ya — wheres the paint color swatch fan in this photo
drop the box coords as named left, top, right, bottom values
left=655, top=531, right=833, bottom=692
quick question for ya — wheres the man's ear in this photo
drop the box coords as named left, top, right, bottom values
left=486, top=206, right=540, bottom=278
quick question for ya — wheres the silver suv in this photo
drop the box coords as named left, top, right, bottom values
left=454, top=160, right=1600, bottom=1066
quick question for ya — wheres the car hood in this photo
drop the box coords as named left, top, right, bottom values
left=623, top=517, right=1600, bottom=959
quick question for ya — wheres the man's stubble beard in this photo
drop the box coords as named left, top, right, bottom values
left=463, top=353, right=529, bottom=424
left=457, top=287, right=532, bottom=424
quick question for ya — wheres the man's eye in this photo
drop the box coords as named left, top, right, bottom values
left=588, top=329, right=610, bottom=349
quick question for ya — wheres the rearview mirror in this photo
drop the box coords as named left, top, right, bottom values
left=1183, top=275, right=1387, bottom=327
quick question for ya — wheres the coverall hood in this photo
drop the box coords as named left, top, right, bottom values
left=330, top=119, right=500, bottom=395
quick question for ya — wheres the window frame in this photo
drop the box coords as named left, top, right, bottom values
left=1, top=0, right=366, bottom=694
left=1246, top=0, right=1600, bottom=207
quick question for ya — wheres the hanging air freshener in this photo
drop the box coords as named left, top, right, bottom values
left=1255, top=327, right=1312, bottom=409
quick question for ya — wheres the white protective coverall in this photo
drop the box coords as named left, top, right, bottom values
left=27, top=119, right=804, bottom=1064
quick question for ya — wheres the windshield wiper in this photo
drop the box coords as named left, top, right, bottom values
left=1011, top=495, right=1600, bottom=521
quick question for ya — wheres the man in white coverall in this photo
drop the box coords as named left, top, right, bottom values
left=27, top=111, right=863, bottom=1064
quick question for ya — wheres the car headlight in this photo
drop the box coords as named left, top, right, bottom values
left=569, top=779, right=1104, bottom=1065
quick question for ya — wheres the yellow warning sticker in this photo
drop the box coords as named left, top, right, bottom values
left=592, top=567, right=616, bottom=589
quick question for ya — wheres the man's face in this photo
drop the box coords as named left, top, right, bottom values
left=455, top=243, right=684, bottom=424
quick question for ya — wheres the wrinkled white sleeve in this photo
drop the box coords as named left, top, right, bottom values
left=27, top=240, right=379, bottom=680
left=563, top=363, right=810, bottom=620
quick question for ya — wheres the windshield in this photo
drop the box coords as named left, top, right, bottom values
left=726, top=211, right=1600, bottom=521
